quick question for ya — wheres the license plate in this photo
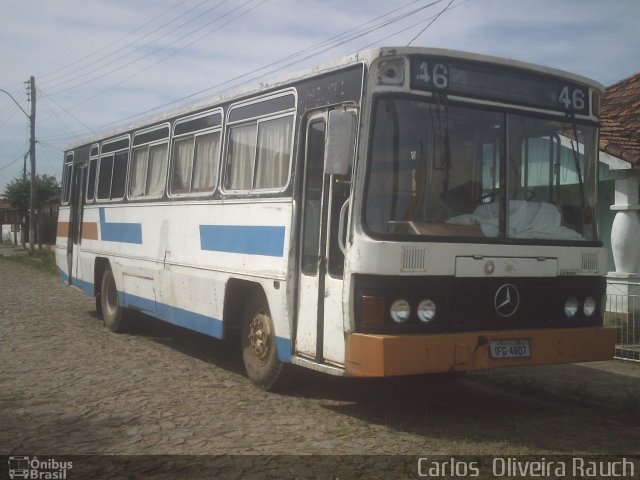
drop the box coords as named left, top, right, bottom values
left=489, top=339, right=531, bottom=359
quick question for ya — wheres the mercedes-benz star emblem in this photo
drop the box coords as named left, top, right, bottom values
left=494, top=283, right=520, bottom=317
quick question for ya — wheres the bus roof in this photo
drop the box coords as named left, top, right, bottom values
left=65, top=46, right=604, bottom=152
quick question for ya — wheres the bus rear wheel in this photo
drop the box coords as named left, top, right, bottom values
left=100, top=266, right=129, bottom=333
left=241, top=293, right=291, bottom=391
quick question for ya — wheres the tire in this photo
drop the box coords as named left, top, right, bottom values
left=95, top=291, right=103, bottom=318
left=100, top=266, right=129, bottom=333
left=241, top=292, right=291, bottom=391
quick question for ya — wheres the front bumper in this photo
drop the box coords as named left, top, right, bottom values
left=344, top=326, right=616, bottom=377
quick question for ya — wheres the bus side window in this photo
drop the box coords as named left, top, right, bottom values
left=225, top=91, right=296, bottom=194
left=97, top=155, right=114, bottom=200
left=110, top=151, right=129, bottom=200
left=86, top=158, right=98, bottom=202
left=254, top=116, right=293, bottom=190
left=61, top=153, right=73, bottom=205
left=146, top=143, right=169, bottom=197
left=169, top=111, right=222, bottom=197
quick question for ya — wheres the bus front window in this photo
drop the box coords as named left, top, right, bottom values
left=364, top=96, right=598, bottom=242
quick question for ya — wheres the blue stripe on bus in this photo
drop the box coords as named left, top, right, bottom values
left=59, top=268, right=69, bottom=283
left=199, top=225, right=285, bottom=257
left=59, top=269, right=293, bottom=362
left=99, top=208, right=142, bottom=244
left=120, top=291, right=292, bottom=362
left=275, top=337, right=292, bottom=362
left=120, top=291, right=224, bottom=339
left=59, top=268, right=95, bottom=296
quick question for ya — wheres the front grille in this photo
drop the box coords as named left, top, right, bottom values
left=452, top=278, right=564, bottom=330
left=354, top=274, right=605, bottom=334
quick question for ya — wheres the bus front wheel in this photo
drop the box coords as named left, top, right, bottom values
left=100, top=266, right=129, bottom=333
left=241, top=293, right=291, bottom=391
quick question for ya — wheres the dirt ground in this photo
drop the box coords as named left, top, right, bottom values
left=1, top=258, right=639, bottom=477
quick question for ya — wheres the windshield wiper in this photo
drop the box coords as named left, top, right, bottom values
left=434, top=92, right=451, bottom=202
left=385, top=98, right=401, bottom=219
left=566, top=110, right=586, bottom=210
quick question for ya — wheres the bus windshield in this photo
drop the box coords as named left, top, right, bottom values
left=364, top=96, right=599, bottom=242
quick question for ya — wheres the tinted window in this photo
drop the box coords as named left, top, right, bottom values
left=97, top=156, right=113, bottom=199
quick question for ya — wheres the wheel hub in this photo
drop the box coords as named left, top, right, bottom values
left=248, top=312, right=272, bottom=363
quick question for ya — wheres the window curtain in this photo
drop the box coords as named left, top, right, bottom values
left=129, top=147, right=148, bottom=197
left=192, top=132, right=220, bottom=192
left=171, top=138, right=194, bottom=194
left=254, top=116, right=293, bottom=189
left=227, top=124, right=256, bottom=190
left=522, top=138, right=551, bottom=188
left=146, top=143, right=168, bottom=196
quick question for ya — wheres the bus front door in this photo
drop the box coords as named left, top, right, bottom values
left=295, top=111, right=351, bottom=365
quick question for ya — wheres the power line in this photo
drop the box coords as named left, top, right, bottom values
left=35, top=142, right=61, bottom=175
left=36, top=0, right=198, bottom=84
left=360, top=0, right=471, bottom=49
left=44, top=0, right=232, bottom=94
left=36, top=0, right=265, bottom=139
left=82, top=0, right=446, bottom=128
left=1, top=127, right=29, bottom=151
left=0, top=103, right=20, bottom=130
left=407, top=0, right=455, bottom=45
left=68, top=0, right=267, bottom=110
left=38, top=95, right=78, bottom=140
left=40, top=0, right=456, bottom=143
left=252, top=0, right=429, bottom=72
left=38, top=88, right=97, bottom=134
left=0, top=150, right=28, bottom=173
left=0, top=0, right=198, bottom=92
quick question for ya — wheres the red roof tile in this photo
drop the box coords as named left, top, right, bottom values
left=600, top=71, right=640, bottom=165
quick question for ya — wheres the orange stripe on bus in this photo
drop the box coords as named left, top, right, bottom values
left=57, top=222, right=70, bottom=237
left=82, top=222, right=98, bottom=240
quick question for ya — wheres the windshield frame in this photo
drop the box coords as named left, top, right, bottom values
left=361, top=92, right=602, bottom=247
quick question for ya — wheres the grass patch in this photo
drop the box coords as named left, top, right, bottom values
left=0, top=248, right=57, bottom=275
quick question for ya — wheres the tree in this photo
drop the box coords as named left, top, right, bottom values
left=3, top=174, right=60, bottom=247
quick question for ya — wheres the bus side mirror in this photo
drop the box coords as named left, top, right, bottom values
left=325, top=110, right=356, bottom=176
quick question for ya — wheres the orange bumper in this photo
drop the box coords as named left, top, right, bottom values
left=344, top=327, right=617, bottom=377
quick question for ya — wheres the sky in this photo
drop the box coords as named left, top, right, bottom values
left=0, top=0, right=639, bottom=193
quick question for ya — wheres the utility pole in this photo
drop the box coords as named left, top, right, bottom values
left=0, top=82, right=35, bottom=250
left=28, top=76, right=36, bottom=252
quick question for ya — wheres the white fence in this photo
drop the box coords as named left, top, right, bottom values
left=605, top=294, right=640, bottom=362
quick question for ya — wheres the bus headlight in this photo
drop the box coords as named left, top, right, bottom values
left=564, top=296, right=579, bottom=318
left=583, top=296, right=597, bottom=317
left=390, top=299, right=411, bottom=323
left=417, top=299, right=437, bottom=322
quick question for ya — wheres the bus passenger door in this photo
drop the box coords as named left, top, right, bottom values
left=67, top=162, right=86, bottom=284
left=295, top=109, right=354, bottom=365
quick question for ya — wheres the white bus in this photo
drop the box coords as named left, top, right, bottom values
left=56, top=47, right=616, bottom=390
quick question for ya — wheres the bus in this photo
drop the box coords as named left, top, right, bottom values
left=56, top=47, right=616, bottom=390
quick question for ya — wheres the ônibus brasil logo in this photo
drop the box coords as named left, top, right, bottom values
left=8, top=456, right=72, bottom=480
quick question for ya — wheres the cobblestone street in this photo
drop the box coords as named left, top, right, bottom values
left=1, top=259, right=639, bottom=457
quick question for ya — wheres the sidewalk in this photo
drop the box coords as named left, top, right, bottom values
left=474, top=360, right=640, bottom=415
left=0, top=246, right=26, bottom=257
